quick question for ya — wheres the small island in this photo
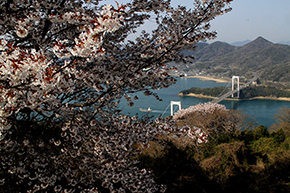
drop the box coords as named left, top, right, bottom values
left=179, top=85, right=290, bottom=101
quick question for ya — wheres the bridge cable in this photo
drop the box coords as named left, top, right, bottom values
left=161, top=103, right=171, bottom=117
left=216, top=82, right=231, bottom=98
left=212, top=75, right=258, bottom=104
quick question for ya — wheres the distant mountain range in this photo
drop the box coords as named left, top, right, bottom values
left=178, top=36, right=290, bottom=83
left=230, top=39, right=251, bottom=47
left=277, top=40, right=290, bottom=46
left=230, top=39, right=290, bottom=46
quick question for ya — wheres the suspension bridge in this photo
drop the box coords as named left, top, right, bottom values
left=151, top=73, right=259, bottom=116
left=211, top=73, right=259, bottom=104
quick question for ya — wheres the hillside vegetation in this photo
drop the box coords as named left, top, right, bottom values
left=138, top=107, right=290, bottom=193
left=179, top=85, right=290, bottom=99
left=178, top=37, right=290, bottom=83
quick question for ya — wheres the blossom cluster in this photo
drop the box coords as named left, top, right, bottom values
left=185, top=126, right=209, bottom=144
left=52, top=4, right=124, bottom=58
left=173, top=102, right=228, bottom=120
left=0, top=114, right=182, bottom=192
left=0, top=39, right=61, bottom=139
left=0, top=0, right=232, bottom=192
left=173, top=102, right=243, bottom=138
left=172, top=102, right=231, bottom=141
left=175, top=126, right=208, bottom=144
left=156, top=120, right=208, bottom=144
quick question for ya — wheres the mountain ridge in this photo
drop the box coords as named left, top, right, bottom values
left=178, top=37, right=290, bottom=83
left=230, top=39, right=251, bottom=47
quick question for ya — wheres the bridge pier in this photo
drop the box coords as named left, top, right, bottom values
left=212, top=73, right=258, bottom=104
left=232, top=76, right=240, bottom=98
left=171, top=101, right=181, bottom=116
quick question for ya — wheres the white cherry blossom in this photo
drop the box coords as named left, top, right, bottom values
left=0, top=0, right=232, bottom=192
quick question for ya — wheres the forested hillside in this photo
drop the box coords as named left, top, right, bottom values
left=178, top=37, right=290, bottom=83
left=180, top=85, right=290, bottom=99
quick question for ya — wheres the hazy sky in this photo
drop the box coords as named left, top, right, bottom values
left=105, top=0, right=290, bottom=43
left=206, top=0, right=290, bottom=43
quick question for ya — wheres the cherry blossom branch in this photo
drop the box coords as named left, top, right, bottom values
left=138, top=1, right=216, bottom=71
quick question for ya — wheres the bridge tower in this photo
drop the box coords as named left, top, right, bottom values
left=232, top=76, right=240, bottom=98
left=171, top=101, right=181, bottom=116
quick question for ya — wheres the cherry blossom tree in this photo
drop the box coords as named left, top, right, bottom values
left=0, top=0, right=232, bottom=192
left=173, top=102, right=243, bottom=136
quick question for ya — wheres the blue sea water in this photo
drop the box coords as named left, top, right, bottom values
left=119, top=77, right=290, bottom=128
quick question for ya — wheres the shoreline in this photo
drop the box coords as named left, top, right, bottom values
left=186, top=75, right=230, bottom=83
left=178, top=93, right=290, bottom=102
left=170, top=74, right=230, bottom=83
